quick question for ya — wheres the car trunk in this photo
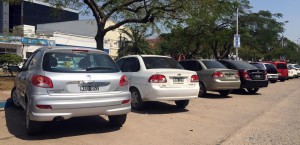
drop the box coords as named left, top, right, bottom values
left=213, top=69, right=240, bottom=81
left=247, top=70, right=266, bottom=80
left=154, top=69, right=196, bottom=88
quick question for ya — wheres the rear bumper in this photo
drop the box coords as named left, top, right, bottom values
left=240, top=80, right=269, bottom=89
left=143, top=84, right=199, bottom=101
left=267, top=74, right=278, bottom=81
left=29, top=92, right=131, bottom=121
left=206, top=79, right=241, bottom=90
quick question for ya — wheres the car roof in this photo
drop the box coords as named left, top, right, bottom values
left=41, top=46, right=106, bottom=54
left=121, top=55, right=172, bottom=58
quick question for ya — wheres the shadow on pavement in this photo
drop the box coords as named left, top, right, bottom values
left=199, top=93, right=233, bottom=99
left=4, top=99, right=121, bottom=140
left=132, top=101, right=188, bottom=114
left=231, top=89, right=262, bottom=96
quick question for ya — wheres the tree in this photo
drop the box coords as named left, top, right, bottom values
left=0, top=54, right=22, bottom=76
left=117, top=24, right=152, bottom=58
left=40, top=0, right=185, bottom=51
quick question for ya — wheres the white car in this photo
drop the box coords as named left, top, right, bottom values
left=287, top=65, right=297, bottom=79
left=116, top=55, right=199, bottom=110
left=288, top=64, right=300, bottom=77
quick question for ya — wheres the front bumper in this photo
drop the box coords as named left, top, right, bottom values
left=29, top=92, right=131, bottom=122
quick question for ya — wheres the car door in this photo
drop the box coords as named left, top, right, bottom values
left=17, top=50, right=42, bottom=107
left=118, top=57, right=141, bottom=86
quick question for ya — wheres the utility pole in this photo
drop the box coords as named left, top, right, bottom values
left=236, top=6, right=239, bottom=60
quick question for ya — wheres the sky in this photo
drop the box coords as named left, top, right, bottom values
left=249, top=0, right=300, bottom=43
left=79, top=0, right=300, bottom=43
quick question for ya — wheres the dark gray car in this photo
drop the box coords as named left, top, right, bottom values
left=179, top=60, right=240, bottom=96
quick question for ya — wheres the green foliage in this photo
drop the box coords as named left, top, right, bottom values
left=0, top=54, right=23, bottom=66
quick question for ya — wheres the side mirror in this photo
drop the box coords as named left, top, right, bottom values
left=8, top=66, right=21, bottom=72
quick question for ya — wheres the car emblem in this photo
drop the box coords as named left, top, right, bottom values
left=177, top=74, right=181, bottom=76
left=86, top=75, right=91, bottom=80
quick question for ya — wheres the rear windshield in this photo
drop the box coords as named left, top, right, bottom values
left=202, top=60, right=227, bottom=69
left=228, top=61, right=258, bottom=69
left=43, top=51, right=119, bottom=73
left=142, top=57, right=182, bottom=69
left=250, top=63, right=265, bottom=70
left=276, top=63, right=287, bottom=69
left=265, top=64, right=277, bottom=73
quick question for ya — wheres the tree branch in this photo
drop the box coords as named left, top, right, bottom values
left=83, top=0, right=104, bottom=23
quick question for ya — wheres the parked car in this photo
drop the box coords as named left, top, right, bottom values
left=250, top=62, right=278, bottom=83
left=288, top=64, right=300, bottom=77
left=218, top=60, right=268, bottom=94
left=179, top=59, right=240, bottom=96
left=11, top=47, right=131, bottom=135
left=272, top=61, right=288, bottom=82
left=116, top=55, right=199, bottom=110
left=287, top=65, right=297, bottom=79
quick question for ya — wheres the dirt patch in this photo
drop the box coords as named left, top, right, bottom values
left=0, top=77, right=15, bottom=91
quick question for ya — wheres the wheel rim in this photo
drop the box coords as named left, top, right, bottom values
left=131, top=91, right=139, bottom=107
left=12, top=90, right=19, bottom=106
left=26, top=104, right=30, bottom=129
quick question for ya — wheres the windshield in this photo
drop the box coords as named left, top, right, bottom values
left=43, top=52, right=119, bottom=73
left=142, top=57, right=183, bottom=69
left=265, top=64, right=277, bottom=73
left=202, top=60, right=227, bottom=69
left=229, top=61, right=258, bottom=69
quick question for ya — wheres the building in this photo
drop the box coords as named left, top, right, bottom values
left=37, top=19, right=129, bottom=59
left=0, top=0, right=79, bottom=34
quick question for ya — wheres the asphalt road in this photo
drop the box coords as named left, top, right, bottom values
left=0, top=79, right=299, bottom=145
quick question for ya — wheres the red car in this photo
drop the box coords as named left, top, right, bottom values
left=272, top=61, right=288, bottom=82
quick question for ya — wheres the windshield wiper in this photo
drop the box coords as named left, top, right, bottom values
left=86, top=67, right=116, bottom=71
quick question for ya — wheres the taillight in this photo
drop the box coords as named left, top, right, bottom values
left=31, top=75, right=53, bottom=88
left=191, top=75, right=199, bottom=82
left=242, top=70, right=251, bottom=80
left=235, top=72, right=240, bottom=78
left=122, top=99, right=130, bottom=104
left=148, top=74, right=167, bottom=83
left=212, top=71, right=224, bottom=78
left=119, top=75, right=128, bottom=86
left=36, top=105, right=52, bottom=109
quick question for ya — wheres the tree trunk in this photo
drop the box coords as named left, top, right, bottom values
left=95, top=33, right=105, bottom=50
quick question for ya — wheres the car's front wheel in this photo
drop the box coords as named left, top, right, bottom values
left=108, top=114, right=127, bottom=127
left=175, top=100, right=189, bottom=109
left=26, top=101, right=43, bottom=135
left=270, top=80, right=277, bottom=83
left=246, top=88, right=259, bottom=94
left=130, top=88, right=144, bottom=110
left=218, top=90, right=231, bottom=96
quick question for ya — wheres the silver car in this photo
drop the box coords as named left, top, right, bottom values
left=11, top=47, right=131, bottom=135
left=179, top=60, right=241, bottom=96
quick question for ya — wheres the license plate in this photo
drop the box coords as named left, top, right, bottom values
left=80, top=86, right=99, bottom=91
left=254, top=75, right=261, bottom=79
left=173, top=78, right=184, bottom=84
left=226, top=74, right=235, bottom=79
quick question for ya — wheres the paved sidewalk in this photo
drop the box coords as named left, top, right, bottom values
left=0, top=90, right=10, bottom=101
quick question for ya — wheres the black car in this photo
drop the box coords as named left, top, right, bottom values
left=218, top=60, right=269, bottom=94
left=250, top=62, right=278, bottom=83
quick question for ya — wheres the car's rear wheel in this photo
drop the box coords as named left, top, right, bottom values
left=108, top=114, right=127, bottom=127
left=175, top=100, right=189, bottom=109
left=198, top=82, right=206, bottom=97
left=26, top=101, right=43, bottom=135
left=130, top=88, right=144, bottom=110
left=246, top=88, right=259, bottom=94
left=11, top=87, right=21, bottom=108
left=270, top=80, right=277, bottom=83
left=280, top=79, right=286, bottom=82
left=218, top=90, right=231, bottom=96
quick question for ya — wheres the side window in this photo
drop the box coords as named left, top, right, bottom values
left=21, top=50, right=39, bottom=70
left=122, top=57, right=140, bottom=72
left=220, top=61, right=231, bottom=69
left=28, top=51, right=42, bottom=70
left=185, top=61, right=202, bottom=71
left=116, top=58, right=126, bottom=69
left=179, top=61, right=186, bottom=69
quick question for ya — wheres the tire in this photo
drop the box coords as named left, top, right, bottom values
left=246, top=88, right=259, bottom=94
left=175, top=100, right=189, bottom=109
left=218, top=90, right=231, bottom=96
left=270, top=80, right=277, bottom=83
left=280, top=79, right=285, bottom=82
left=198, top=82, right=206, bottom=97
left=108, top=114, right=127, bottom=127
left=130, top=88, right=144, bottom=110
left=26, top=101, right=43, bottom=135
left=11, top=87, right=21, bottom=108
